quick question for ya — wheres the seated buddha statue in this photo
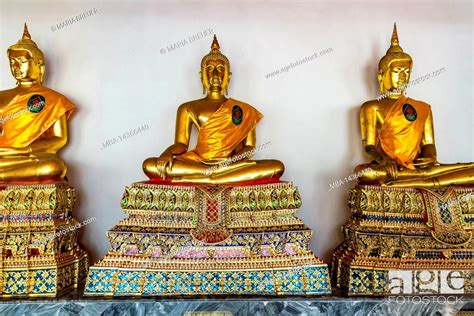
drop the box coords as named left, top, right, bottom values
left=0, top=24, right=74, bottom=183
left=143, top=35, right=284, bottom=184
left=355, top=24, right=474, bottom=187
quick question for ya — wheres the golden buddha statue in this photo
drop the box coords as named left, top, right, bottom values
left=0, top=24, right=74, bottom=183
left=355, top=24, right=474, bottom=187
left=143, top=35, right=284, bottom=184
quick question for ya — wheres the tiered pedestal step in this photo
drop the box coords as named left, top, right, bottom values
left=85, top=182, right=331, bottom=296
left=0, top=183, right=88, bottom=297
left=332, top=185, right=473, bottom=295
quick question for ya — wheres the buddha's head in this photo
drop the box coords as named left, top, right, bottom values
left=200, top=35, right=231, bottom=96
left=378, top=23, right=412, bottom=98
left=7, top=24, right=45, bottom=85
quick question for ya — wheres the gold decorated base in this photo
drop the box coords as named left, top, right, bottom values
left=332, top=185, right=473, bottom=295
left=85, top=182, right=331, bottom=296
left=0, top=183, right=89, bottom=297
left=0, top=246, right=88, bottom=297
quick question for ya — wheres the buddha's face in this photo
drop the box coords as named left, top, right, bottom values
left=8, top=50, right=43, bottom=84
left=205, top=59, right=227, bottom=91
left=379, top=60, right=412, bottom=94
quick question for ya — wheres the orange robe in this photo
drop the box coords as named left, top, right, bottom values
left=379, top=95, right=431, bottom=169
left=0, top=85, right=74, bottom=148
left=179, top=98, right=263, bottom=164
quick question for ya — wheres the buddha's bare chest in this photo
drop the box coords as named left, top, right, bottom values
left=375, top=102, right=396, bottom=125
left=188, top=104, right=223, bottom=126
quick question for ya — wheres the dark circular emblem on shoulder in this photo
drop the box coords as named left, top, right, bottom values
left=232, top=105, right=243, bottom=125
left=402, top=103, right=417, bottom=122
left=27, top=95, right=46, bottom=113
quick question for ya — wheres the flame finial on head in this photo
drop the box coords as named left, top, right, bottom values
left=7, top=23, right=45, bottom=64
left=211, top=34, right=220, bottom=50
left=391, top=23, right=399, bottom=47
left=23, top=23, right=31, bottom=40
left=386, top=22, right=404, bottom=54
left=201, top=34, right=230, bottom=71
left=378, top=23, right=412, bottom=73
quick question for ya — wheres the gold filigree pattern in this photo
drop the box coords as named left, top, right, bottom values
left=85, top=182, right=330, bottom=296
left=0, top=183, right=88, bottom=297
left=333, top=185, right=474, bottom=295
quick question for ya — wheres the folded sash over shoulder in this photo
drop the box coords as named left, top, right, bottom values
left=379, top=96, right=431, bottom=169
left=179, top=98, right=263, bottom=164
left=0, top=85, right=74, bottom=148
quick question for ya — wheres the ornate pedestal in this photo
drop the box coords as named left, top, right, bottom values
left=0, top=183, right=89, bottom=297
left=332, top=185, right=473, bottom=295
left=85, top=182, right=330, bottom=296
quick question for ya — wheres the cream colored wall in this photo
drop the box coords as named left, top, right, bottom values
left=0, top=0, right=472, bottom=263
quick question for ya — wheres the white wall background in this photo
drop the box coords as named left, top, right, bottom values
left=0, top=0, right=472, bottom=263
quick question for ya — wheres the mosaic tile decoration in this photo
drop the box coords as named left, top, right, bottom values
left=0, top=183, right=89, bottom=297
left=85, top=182, right=331, bottom=296
left=332, top=185, right=473, bottom=295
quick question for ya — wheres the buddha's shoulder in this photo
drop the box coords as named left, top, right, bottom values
left=23, top=85, right=72, bottom=106
left=177, top=99, right=205, bottom=112
left=227, top=98, right=254, bottom=108
left=177, top=98, right=257, bottom=113
left=407, top=97, right=431, bottom=109
left=0, top=88, right=17, bottom=108
left=39, top=86, right=68, bottom=99
left=0, top=87, right=17, bottom=99
left=0, top=87, right=17, bottom=95
left=360, top=99, right=385, bottom=112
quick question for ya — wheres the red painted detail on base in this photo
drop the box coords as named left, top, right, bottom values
left=141, top=176, right=282, bottom=187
